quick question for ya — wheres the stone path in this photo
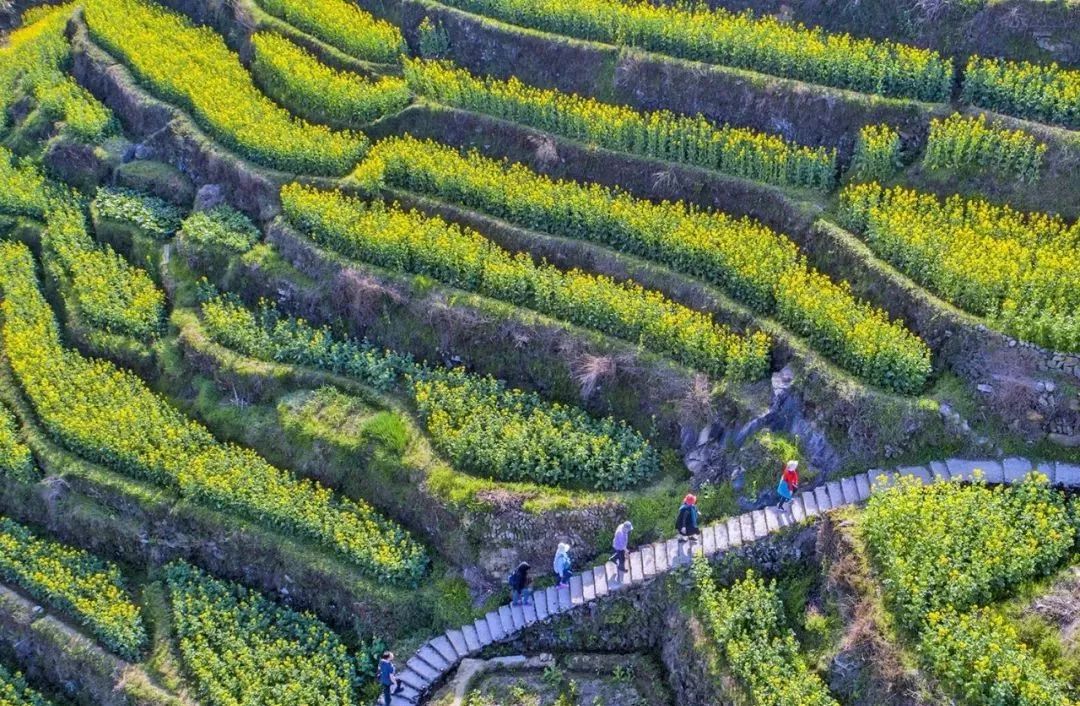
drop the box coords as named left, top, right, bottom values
left=382, top=458, right=1080, bottom=705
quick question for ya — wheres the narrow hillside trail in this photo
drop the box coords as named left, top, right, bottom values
left=383, top=457, right=1080, bottom=706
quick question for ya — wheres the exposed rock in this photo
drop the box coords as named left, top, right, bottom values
left=42, top=136, right=110, bottom=191
left=194, top=183, right=226, bottom=212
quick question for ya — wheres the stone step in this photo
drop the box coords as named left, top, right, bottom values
left=814, top=485, right=831, bottom=512
left=405, top=656, right=441, bottom=685
left=485, top=610, right=506, bottom=642
left=826, top=481, right=845, bottom=507
left=751, top=510, right=768, bottom=539
left=417, top=644, right=450, bottom=672
left=581, top=566, right=596, bottom=602
left=396, top=669, right=429, bottom=693
left=446, top=628, right=468, bottom=658
left=429, top=635, right=458, bottom=664
left=641, top=543, right=657, bottom=577
left=714, top=522, right=730, bottom=551
left=790, top=495, right=806, bottom=522
left=930, top=460, right=950, bottom=482
left=593, top=564, right=610, bottom=598
left=800, top=490, right=818, bottom=517
left=701, top=524, right=717, bottom=555
left=841, top=476, right=859, bottom=504
left=522, top=596, right=538, bottom=625
left=545, top=586, right=561, bottom=615
left=558, top=583, right=573, bottom=612
left=726, top=517, right=743, bottom=546
left=498, top=605, right=515, bottom=635
left=1055, top=462, right=1079, bottom=486
left=473, top=617, right=492, bottom=647
left=652, top=541, right=669, bottom=572
left=629, top=551, right=644, bottom=583
left=855, top=473, right=871, bottom=501
left=510, top=602, right=526, bottom=631
left=533, top=586, right=550, bottom=620
left=666, top=538, right=684, bottom=567
left=739, top=513, right=755, bottom=543
left=461, top=624, right=481, bottom=653
left=763, top=506, right=780, bottom=532
left=1001, top=457, right=1031, bottom=484
left=570, top=575, right=585, bottom=606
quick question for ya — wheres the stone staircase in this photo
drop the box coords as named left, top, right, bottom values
left=383, top=458, right=1080, bottom=705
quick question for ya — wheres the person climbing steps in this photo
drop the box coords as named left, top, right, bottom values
left=676, top=494, right=700, bottom=542
left=777, top=460, right=799, bottom=511
left=508, top=561, right=533, bottom=606
left=553, top=542, right=572, bottom=588
left=609, top=520, right=632, bottom=580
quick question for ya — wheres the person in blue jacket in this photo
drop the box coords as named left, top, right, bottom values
left=378, top=651, right=404, bottom=705
left=553, top=542, right=572, bottom=588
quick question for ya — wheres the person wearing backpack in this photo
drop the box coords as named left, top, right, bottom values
left=508, top=562, right=532, bottom=606
left=676, top=494, right=700, bottom=542
left=377, top=651, right=405, bottom=705
left=553, top=543, right=572, bottom=588
left=776, top=460, right=799, bottom=511
left=609, top=520, right=632, bottom=575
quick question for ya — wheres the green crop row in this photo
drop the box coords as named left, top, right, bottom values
left=253, top=0, right=404, bottom=64
left=694, top=565, right=839, bottom=706
left=354, top=136, right=932, bottom=393
left=0, top=664, right=55, bottom=706
left=0, top=516, right=147, bottom=660
left=165, top=561, right=359, bottom=706
left=0, top=242, right=427, bottom=584
left=861, top=475, right=1075, bottom=630
left=83, top=0, right=368, bottom=175
left=962, top=56, right=1080, bottom=130
left=848, top=123, right=901, bottom=182
left=0, top=405, right=33, bottom=481
left=199, top=293, right=661, bottom=490
left=919, top=606, right=1074, bottom=706
left=91, top=186, right=183, bottom=240
left=840, top=182, right=1080, bottom=353
left=403, top=58, right=836, bottom=191
left=0, top=149, right=165, bottom=340
left=0, top=5, right=115, bottom=143
left=280, top=182, right=772, bottom=380
left=438, top=0, right=951, bottom=101
left=251, top=32, right=411, bottom=128
left=924, top=113, right=1047, bottom=182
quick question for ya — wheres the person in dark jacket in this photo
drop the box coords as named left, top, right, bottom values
left=508, top=561, right=533, bottom=606
left=378, top=651, right=405, bottom=705
left=676, top=494, right=700, bottom=542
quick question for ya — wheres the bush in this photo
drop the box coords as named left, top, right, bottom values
left=91, top=186, right=183, bottom=239
left=199, top=296, right=661, bottom=490
left=840, top=182, right=1080, bottom=353
left=0, top=663, right=55, bottom=706
left=165, top=561, right=360, bottom=706
left=83, top=0, right=368, bottom=175
left=250, top=32, right=410, bottom=127
left=0, top=243, right=427, bottom=584
left=923, top=113, right=1047, bottom=182
left=354, top=137, right=931, bottom=392
left=0, top=516, right=147, bottom=660
left=919, top=606, right=1073, bottom=706
left=439, top=0, right=952, bottom=100
left=694, top=565, right=839, bottom=706
left=253, top=0, right=404, bottom=64
left=861, top=475, right=1075, bottom=630
left=180, top=206, right=260, bottom=254
left=0, top=405, right=34, bottom=481
left=281, top=183, right=771, bottom=380
left=403, top=58, right=836, bottom=191
left=962, top=56, right=1080, bottom=130
left=849, top=123, right=901, bottom=182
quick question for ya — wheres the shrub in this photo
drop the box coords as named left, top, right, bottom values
left=919, top=606, right=1073, bottom=706
left=694, top=564, right=839, bottom=706
left=91, top=186, right=183, bottom=239
left=403, top=58, right=836, bottom=191
left=250, top=32, right=410, bottom=127
left=438, top=0, right=952, bottom=100
left=962, top=56, right=1080, bottom=130
left=280, top=183, right=771, bottom=380
left=840, top=182, right=1080, bottom=352
left=0, top=664, right=55, bottom=706
left=923, top=113, right=1047, bottom=182
left=83, top=0, right=368, bottom=175
left=849, top=123, right=901, bottom=182
left=0, top=405, right=34, bottom=481
left=0, top=243, right=427, bottom=584
left=165, top=561, right=360, bottom=706
left=180, top=206, right=260, bottom=254
left=354, top=137, right=931, bottom=392
left=861, top=475, right=1075, bottom=630
left=0, top=516, right=147, bottom=659
left=199, top=295, right=662, bottom=490
left=253, top=0, right=404, bottom=64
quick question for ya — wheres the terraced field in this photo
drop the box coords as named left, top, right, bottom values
left=0, top=0, right=1077, bottom=705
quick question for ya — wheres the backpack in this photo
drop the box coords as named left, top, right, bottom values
left=507, top=572, right=518, bottom=590
left=676, top=505, right=691, bottom=532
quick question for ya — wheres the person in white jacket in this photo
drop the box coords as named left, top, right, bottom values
left=609, top=521, right=632, bottom=575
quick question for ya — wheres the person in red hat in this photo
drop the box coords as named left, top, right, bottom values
left=676, top=493, right=700, bottom=542
left=776, top=460, right=799, bottom=511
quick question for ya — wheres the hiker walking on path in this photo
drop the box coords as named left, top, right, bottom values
left=776, top=460, right=799, bottom=511
left=553, top=542, right=572, bottom=588
left=508, top=562, right=533, bottom=606
left=676, top=494, right=700, bottom=542
left=609, top=521, right=632, bottom=575
left=378, top=651, right=404, bottom=706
